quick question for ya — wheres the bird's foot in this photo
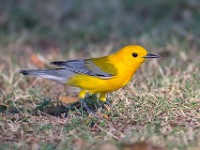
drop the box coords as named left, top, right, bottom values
left=99, top=99, right=113, bottom=112
left=80, top=99, right=96, bottom=116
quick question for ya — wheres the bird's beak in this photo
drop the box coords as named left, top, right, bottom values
left=143, top=53, right=160, bottom=58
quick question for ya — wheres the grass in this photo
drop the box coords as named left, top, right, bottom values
left=0, top=39, right=200, bottom=150
left=0, top=1, right=200, bottom=150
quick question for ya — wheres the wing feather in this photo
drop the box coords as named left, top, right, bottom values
left=50, top=59, right=115, bottom=79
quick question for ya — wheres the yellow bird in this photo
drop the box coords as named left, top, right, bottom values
left=20, top=45, right=159, bottom=102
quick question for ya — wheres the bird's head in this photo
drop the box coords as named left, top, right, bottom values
left=114, top=45, right=159, bottom=67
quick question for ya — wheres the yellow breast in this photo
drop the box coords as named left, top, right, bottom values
left=67, top=61, right=138, bottom=93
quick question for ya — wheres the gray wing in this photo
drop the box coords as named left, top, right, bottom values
left=50, top=59, right=113, bottom=79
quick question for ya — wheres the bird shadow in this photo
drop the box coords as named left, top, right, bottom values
left=32, top=95, right=111, bottom=118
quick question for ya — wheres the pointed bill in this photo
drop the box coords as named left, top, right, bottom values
left=143, top=53, right=160, bottom=58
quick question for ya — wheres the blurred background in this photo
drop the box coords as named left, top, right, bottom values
left=0, top=0, right=199, bottom=49
left=0, top=0, right=199, bottom=78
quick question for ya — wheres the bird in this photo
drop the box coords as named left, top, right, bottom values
left=20, top=45, right=159, bottom=103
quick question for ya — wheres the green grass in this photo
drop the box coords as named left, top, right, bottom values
left=0, top=1, right=200, bottom=150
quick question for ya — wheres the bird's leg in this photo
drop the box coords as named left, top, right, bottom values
left=99, top=93, right=107, bottom=102
left=79, top=90, right=94, bottom=115
left=80, top=98, right=93, bottom=115
left=99, top=93, right=112, bottom=109
left=78, top=90, right=88, bottom=99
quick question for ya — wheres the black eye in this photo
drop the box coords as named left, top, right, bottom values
left=132, top=53, right=138, bottom=57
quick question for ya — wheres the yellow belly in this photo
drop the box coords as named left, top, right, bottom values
left=67, top=73, right=132, bottom=94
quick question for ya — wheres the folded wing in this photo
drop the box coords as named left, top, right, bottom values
left=50, top=58, right=115, bottom=79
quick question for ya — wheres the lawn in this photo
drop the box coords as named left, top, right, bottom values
left=0, top=1, right=200, bottom=150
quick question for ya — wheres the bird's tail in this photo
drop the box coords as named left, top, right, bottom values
left=20, top=68, right=73, bottom=83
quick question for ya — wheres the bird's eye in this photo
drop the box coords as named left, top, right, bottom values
left=132, top=53, right=138, bottom=57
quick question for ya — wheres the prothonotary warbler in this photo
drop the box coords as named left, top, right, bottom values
left=20, top=45, right=159, bottom=102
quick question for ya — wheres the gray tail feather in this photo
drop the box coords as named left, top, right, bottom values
left=20, top=68, right=73, bottom=83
